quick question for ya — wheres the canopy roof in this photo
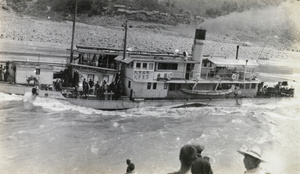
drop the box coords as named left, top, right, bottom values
left=114, top=55, right=199, bottom=64
left=204, top=57, right=259, bottom=68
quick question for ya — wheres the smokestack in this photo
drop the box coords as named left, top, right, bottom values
left=192, top=29, right=206, bottom=78
left=236, top=45, right=239, bottom=60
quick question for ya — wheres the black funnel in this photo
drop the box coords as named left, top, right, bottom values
left=236, top=45, right=239, bottom=60
left=195, top=29, right=206, bottom=40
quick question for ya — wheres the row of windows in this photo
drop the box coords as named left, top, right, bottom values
left=202, top=62, right=212, bottom=67
left=133, top=62, right=179, bottom=71
left=147, top=82, right=157, bottom=89
left=136, top=62, right=154, bottom=70
left=238, top=83, right=256, bottom=89
left=147, top=83, right=168, bottom=90
left=127, top=81, right=168, bottom=90
left=157, top=63, right=178, bottom=70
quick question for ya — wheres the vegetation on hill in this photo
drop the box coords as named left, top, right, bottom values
left=5, top=0, right=291, bottom=19
left=2, top=0, right=300, bottom=49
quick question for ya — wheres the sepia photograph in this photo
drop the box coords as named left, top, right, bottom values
left=0, top=0, right=299, bottom=173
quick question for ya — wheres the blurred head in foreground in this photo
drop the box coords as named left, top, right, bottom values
left=191, top=157, right=213, bottom=174
left=176, top=144, right=199, bottom=174
left=126, top=159, right=135, bottom=173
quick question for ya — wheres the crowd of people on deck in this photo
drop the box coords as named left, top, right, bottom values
left=76, top=78, right=120, bottom=100
left=54, top=79, right=63, bottom=91
left=125, top=145, right=270, bottom=174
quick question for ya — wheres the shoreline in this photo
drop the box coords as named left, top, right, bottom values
left=0, top=37, right=299, bottom=85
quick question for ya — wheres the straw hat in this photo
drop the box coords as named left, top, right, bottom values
left=237, top=146, right=265, bottom=162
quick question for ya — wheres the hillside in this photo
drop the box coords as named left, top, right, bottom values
left=3, top=0, right=293, bottom=18
left=1, top=0, right=299, bottom=50
left=0, top=1, right=300, bottom=57
left=199, top=1, right=300, bottom=49
left=1, top=0, right=300, bottom=83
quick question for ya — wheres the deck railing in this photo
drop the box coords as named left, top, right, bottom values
left=154, top=71, right=257, bottom=81
left=74, top=58, right=117, bottom=69
left=131, top=70, right=258, bottom=82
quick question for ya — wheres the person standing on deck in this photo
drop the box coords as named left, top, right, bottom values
left=89, top=79, right=94, bottom=88
left=95, top=81, right=100, bottom=98
left=103, top=80, right=108, bottom=92
left=59, top=79, right=62, bottom=91
left=82, top=78, right=86, bottom=90
left=83, top=78, right=88, bottom=97
left=89, top=79, right=94, bottom=94
left=74, top=85, right=78, bottom=99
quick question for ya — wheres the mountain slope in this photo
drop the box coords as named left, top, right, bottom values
left=199, top=1, right=300, bottom=49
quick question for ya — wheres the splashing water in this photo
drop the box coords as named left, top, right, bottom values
left=0, top=92, right=299, bottom=174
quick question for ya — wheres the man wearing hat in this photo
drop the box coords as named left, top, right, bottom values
left=238, top=146, right=271, bottom=174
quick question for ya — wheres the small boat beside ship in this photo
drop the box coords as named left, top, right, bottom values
left=0, top=27, right=295, bottom=110
left=180, top=85, right=236, bottom=98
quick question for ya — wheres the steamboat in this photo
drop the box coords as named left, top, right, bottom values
left=0, top=24, right=294, bottom=110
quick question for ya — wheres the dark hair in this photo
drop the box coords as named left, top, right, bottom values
left=192, top=144, right=205, bottom=157
left=179, top=145, right=197, bottom=166
left=191, top=158, right=213, bottom=174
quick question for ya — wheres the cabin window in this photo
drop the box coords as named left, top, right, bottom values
left=88, top=74, right=95, bottom=82
left=164, top=83, right=168, bottom=89
left=149, top=63, right=154, bottom=70
left=186, top=64, right=194, bottom=72
left=240, top=84, right=244, bottom=89
left=35, top=68, right=40, bottom=75
left=153, top=83, right=157, bottom=90
left=251, top=83, right=256, bottom=89
left=127, top=62, right=133, bottom=69
left=103, top=75, right=109, bottom=83
left=136, top=63, right=141, bottom=69
left=147, top=82, right=151, bottom=89
left=82, top=54, right=88, bottom=65
left=169, top=83, right=181, bottom=91
left=157, top=63, right=178, bottom=70
left=245, top=84, right=250, bottom=89
left=143, top=63, right=147, bottom=69
left=128, top=81, right=131, bottom=88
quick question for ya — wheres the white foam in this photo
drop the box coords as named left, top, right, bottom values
left=23, top=92, right=38, bottom=103
left=27, top=95, right=115, bottom=115
left=0, top=92, right=23, bottom=102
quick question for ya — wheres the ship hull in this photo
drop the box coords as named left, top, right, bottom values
left=0, top=82, right=140, bottom=110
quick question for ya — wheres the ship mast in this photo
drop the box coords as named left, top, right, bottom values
left=70, top=0, right=78, bottom=63
left=67, top=0, right=78, bottom=86
left=122, top=20, right=128, bottom=60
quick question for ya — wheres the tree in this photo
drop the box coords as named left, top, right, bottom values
left=205, top=8, right=221, bottom=18
left=135, top=0, right=160, bottom=11
left=221, top=1, right=238, bottom=15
